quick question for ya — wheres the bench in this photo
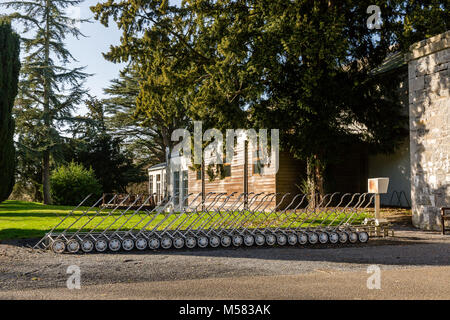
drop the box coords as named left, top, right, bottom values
left=442, top=207, right=450, bottom=235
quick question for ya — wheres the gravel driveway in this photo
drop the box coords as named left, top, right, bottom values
left=0, top=226, right=449, bottom=299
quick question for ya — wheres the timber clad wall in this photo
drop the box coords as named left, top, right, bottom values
left=188, top=141, right=277, bottom=210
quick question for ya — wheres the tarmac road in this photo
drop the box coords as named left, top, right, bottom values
left=0, top=228, right=449, bottom=299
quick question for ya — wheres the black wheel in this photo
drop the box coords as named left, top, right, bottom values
left=329, top=232, right=339, bottom=244
left=255, top=234, right=265, bottom=246
left=122, top=238, right=134, bottom=251
left=308, top=232, right=318, bottom=244
left=232, top=235, right=243, bottom=246
left=108, top=238, right=121, bottom=251
left=338, top=232, right=348, bottom=243
left=298, top=233, right=308, bottom=245
left=173, top=237, right=185, bottom=249
left=161, top=237, right=173, bottom=249
left=265, top=234, right=276, bottom=246
left=186, top=236, right=196, bottom=248
left=135, top=237, right=148, bottom=250
left=95, top=239, right=108, bottom=252
left=198, top=236, right=209, bottom=248
left=67, top=240, right=80, bottom=253
left=244, top=235, right=254, bottom=246
left=348, top=232, right=358, bottom=243
left=358, top=231, right=369, bottom=243
left=277, top=234, right=287, bottom=246
left=148, top=237, right=161, bottom=250
left=81, top=239, right=94, bottom=253
left=318, top=232, right=329, bottom=244
left=221, top=235, right=232, bottom=247
left=52, top=239, right=66, bottom=253
left=288, top=233, right=298, bottom=245
left=209, top=236, right=220, bottom=248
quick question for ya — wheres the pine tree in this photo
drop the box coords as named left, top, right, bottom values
left=0, top=19, right=20, bottom=203
left=103, top=67, right=166, bottom=166
left=2, top=0, right=89, bottom=204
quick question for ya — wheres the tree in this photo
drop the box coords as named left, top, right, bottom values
left=91, top=0, right=449, bottom=198
left=2, top=0, right=89, bottom=204
left=65, top=97, right=146, bottom=193
left=103, top=67, right=166, bottom=166
left=0, top=19, right=20, bottom=203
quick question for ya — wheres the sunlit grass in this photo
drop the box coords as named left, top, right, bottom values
left=0, top=200, right=372, bottom=240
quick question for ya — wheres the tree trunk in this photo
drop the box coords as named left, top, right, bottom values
left=42, top=150, right=51, bottom=204
left=306, top=157, right=316, bottom=209
left=42, top=0, right=52, bottom=204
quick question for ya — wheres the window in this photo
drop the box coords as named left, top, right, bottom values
left=223, top=164, right=231, bottom=177
left=173, top=171, right=180, bottom=205
left=156, top=174, right=161, bottom=202
left=182, top=170, right=188, bottom=206
left=149, top=174, right=153, bottom=195
left=196, top=169, right=202, bottom=180
left=253, top=147, right=265, bottom=175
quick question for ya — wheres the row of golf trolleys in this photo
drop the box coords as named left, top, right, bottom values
left=35, top=192, right=373, bottom=254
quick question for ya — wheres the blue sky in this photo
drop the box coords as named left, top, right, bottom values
left=5, top=0, right=182, bottom=115
left=65, top=1, right=126, bottom=114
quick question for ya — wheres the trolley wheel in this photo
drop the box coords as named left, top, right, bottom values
left=358, top=231, right=369, bottom=243
left=51, top=239, right=66, bottom=253
left=198, top=236, right=209, bottom=248
left=348, top=231, right=358, bottom=243
left=108, top=238, right=121, bottom=251
left=122, top=238, right=134, bottom=251
left=221, top=235, right=232, bottom=247
left=318, top=232, right=329, bottom=244
left=186, top=236, right=196, bottom=249
left=135, top=237, right=148, bottom=250
left=265, top=234, right=276, bottom=246
left=338, top=232, right=349, bottom=243
left=209, top=236, right=220, bottom=248
left=277, top=234, right=287, bottom=246
left=298, top=233, right=308, bottom=245
left=232, top=235, right=243, bottom=246
left=173, top=237, right=185, bottom=249
left=244, top=235, right=254, bottom=246
left=148, top=237, right=161, bottom=250
left=308, top=232, right=319, bottom=244
left=288, top=233, right=298, bottom=245
left=81, top=239, right=94, bottom=253
left=329, top=232, right=339, bottom=244
left=161, top=237, right=173, bottom=249
left=67, top=239, right=80, bottom=253
left=255, top=234, right=265, bottom=246
left=95, top=239, right=108, bottom=252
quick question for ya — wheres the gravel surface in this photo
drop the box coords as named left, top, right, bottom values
left=0, top=226, right=449, bottom=294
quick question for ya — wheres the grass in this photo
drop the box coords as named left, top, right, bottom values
left=0, top=200, right=374, bottom=241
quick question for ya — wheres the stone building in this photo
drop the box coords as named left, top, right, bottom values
left=408, top=30, right=450, bottom=230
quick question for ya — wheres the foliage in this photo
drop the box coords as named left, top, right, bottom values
left=65, top=97, right=146, bottom=193
left=2, top=0, right=90, bottom=204
left=91, top=0, right=448, bottom=193
left=0, top=19, right=20, bottom=203
left=103, top=67, right=166, bottom=166
left=50, top=162, right=102, bottom=206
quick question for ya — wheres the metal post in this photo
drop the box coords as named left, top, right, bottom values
left=244, top=140, right=248, bottom=210
left=201, top=155, right=205, bottom=212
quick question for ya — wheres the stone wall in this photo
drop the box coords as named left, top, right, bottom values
left=408, top=30, right=450, bottom=230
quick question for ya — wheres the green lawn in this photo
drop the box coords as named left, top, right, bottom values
left=0, top=200, right=372, bottom=240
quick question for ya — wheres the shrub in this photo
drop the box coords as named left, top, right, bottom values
left=50, top=162, right=102, bottom=206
